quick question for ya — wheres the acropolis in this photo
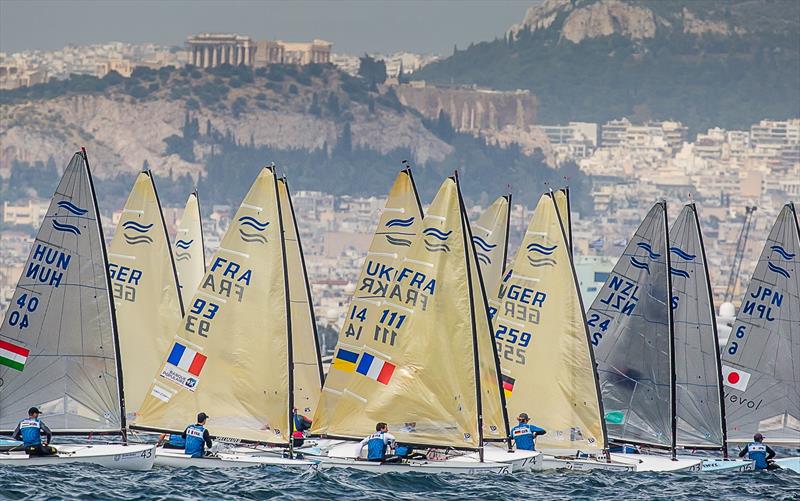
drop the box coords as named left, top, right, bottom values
left=187, top=33, right=332, bottom=68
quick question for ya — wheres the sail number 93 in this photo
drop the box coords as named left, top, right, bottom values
left=185, top=298, right=220, bottom=338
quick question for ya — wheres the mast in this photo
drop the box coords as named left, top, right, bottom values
left=455, top=171, right=486, bottom=462
left=82, top=147, right=128, bottom=443
left=401, top=161, right=425, bottom=217
left=563, top=188, right=573, bottom=256
left=662, top=200, right=677, bottom=460
left=502, top=193, right=512, bottom=276
left=194, top=189, right=207, bottom=272
left=690, top=203, right=729, bottom=458
left=148, top=171, right=186, bottom=317
left=273, top=166, right=295, bottom=457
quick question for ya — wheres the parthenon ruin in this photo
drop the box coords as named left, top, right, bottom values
left=187, top=33, right=332, bottom=68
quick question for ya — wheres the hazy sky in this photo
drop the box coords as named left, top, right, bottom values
left=0, top=0, right=534, bottom=55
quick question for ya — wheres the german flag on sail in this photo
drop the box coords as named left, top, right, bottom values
left=332, top=347, right=359, bottom=373
left=0, top=339, right=30, bottom=372
left=501, top=374, right=515, bottom=399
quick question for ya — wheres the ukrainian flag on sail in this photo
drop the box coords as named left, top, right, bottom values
left=332, top=348, right=359, bottom=372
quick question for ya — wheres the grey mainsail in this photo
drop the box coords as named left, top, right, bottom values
left=721, top=203, right=800, bottom=445
left=0, top=150, right=123, bottom=434
left=670, top=204, right=726, bottom=449
left=588, top=202, right=674, bottom=450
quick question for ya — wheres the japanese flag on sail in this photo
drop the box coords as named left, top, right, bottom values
left=722, top=365, right=751, bottom=391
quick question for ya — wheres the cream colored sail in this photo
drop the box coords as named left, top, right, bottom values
left=494, top=193, right=605, bottom=454
left=174, top=191, right=206, bottom=300
left=109, top=171, right=183, bottom=420
left=472, top=195, right=511, bottom=296
left=554, top=188, right=572, bottom=254
left=314, top=177, right=503, bottom=450
left=277, top=178, right=323, bottom=420
left=312, top=168, right=423, bottom=435
left=134, top=167, right=292, bottom=444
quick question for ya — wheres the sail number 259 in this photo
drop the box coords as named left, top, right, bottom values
left=494, top=324, right=530, bottom=365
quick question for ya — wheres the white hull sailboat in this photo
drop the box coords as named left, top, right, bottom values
left=609, top=453, right=701, bottom=472
left=0, top=150, right=154, bottom=471
left=317, top=457, right=513, bottom=474
left=0, top=444, right=156, bottom=471
left=154, top=447, right=317, bottom=469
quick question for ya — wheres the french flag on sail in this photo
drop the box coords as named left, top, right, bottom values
left=167, top=342, right=207, bottom=377
left=356, top=353, right=396, bottom=385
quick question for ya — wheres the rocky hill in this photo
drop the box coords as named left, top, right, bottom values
left=415, top=0, right=800, bottom=134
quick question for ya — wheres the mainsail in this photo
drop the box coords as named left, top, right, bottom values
left=670, top=204, right=726, bottom=449
left=174, top=191, right=206, bottom=300
left=588, top=202, right=675, bottom=451
left=493, top=192, right=606, bottom=454
left=313, top=176, right=507, bottom=451
left=721, top=203, right=800, bottom=444
left=554, top=188, right=572, bottom=254
left=0, top=150, right=124, bottom=434
left=134, top=166, right=294, bottom=444
left=312, top=168, right=423, bottom=435
left=471, top=195, right=511, bottom=296
left=277, top=177, right=324, bottom=419
left=109, top=171, right=184, bottom=420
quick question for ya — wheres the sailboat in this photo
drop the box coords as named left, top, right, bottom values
left=174, top=190, right=206, bottom=300
left=490, top=191, right=631, bottom=471
left=472, top=195, right=511, bottom=296
left=310, top=175, right=524, bottom=473
left=0, top=149, right=155, bottom=470
left=587, top=202, right=702, bottom=472
left=720, top=203, right=800, bottom=473
left=109, top=171, right=184, bottom=421
left=131, top=166, right=317, bottom=469
left=554, top=188, right=572, bottom=255
left=670, top=204, right=753, bottom=472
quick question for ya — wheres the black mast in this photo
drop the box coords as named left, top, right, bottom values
left=194, top=189, right=207, bottom=272
left=662, top=200, right=677, bottom=460
left=147, top=171, right=186, bottom=316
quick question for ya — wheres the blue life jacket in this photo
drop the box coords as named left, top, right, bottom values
left=366, top=432, right=388, bottom=460
left=395, top=445, right=411, bottom=458
left=184, top=424, right=206, bottom=458
left=747, top=442, right=768, bottom=469
left=511, top=424, right=535, bottom=451
left=19, top=418, right=42, bottom=446
left=168, top=434, right=186, bottom=448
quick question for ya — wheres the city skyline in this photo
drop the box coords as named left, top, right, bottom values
left=0, top=0, right=532, bottom=55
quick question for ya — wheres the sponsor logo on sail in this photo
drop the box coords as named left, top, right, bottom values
left=629, top=256, right=650, bottom=274
left=770, top=245, right=795, bottom=260
left=238, top=216, right=269, bottom=244
left=670, top=266, right=690, bottom=278
left=721, top=365, right=751, bottom=391
left=669, top=246, right=696, bottom=261
left=604, top=410, right=625, bottom=424
left=766, top=262, right=791, bottom=279
left=122, top=221, right=154, bottom=245
left=636, top=242, right=660, bottom=259
left=526, top=242, right=557, bottom=268
left=423, top=227, right=451, bottom=253
left=385, top=216, right=415, bottom=228
left=384, top=217, right=414, bottom=247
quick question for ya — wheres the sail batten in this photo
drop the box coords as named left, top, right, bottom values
left=0, top=150, right=124, bottom=435
left=721, top=203, right=800, bottom=444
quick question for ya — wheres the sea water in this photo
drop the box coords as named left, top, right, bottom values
left=1, top=464, right=798, bottom=500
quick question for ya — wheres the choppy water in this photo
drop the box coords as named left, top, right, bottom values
left=1, top=464, right=798, bottom=500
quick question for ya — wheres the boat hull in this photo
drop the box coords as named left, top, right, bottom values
left=773, top=457, right=800, bottom=473
left=446, top=446, right=542, bottom=472
left=541, top=455, right=635, bottom=472
left=154, top=448, right=317, bottom=469
left=610, top=453, right=702, bottom=472
left=697, top=458, right=754, bottom=472
left=0, top=444, right=155, bottom=471
left=316, top=456, right=512, bottom=474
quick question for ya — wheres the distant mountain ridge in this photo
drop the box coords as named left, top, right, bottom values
left=415, top=0, right=800, bottom=134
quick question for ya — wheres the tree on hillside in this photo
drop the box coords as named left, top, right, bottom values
left=358, top=54, right=386, bottom=89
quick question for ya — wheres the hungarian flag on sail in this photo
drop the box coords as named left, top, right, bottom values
left=722, top=365, right=751, bottom=391
left=356, top=352, right=395, bottom=384
left=166, top=342, right=207, bottom=377
left=501, top=374, right=515, bottom=398
left=0, top=339, right=30, bottom=372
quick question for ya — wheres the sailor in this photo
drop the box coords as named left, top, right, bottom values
left=158, top=433, right=186, bottom=450
left=292, top=408, right=313, bottom=448
left=359, top=422, right=400, bottom=462
left=182, top=412, right=213, bottom=458
left=510, top=412, right=546, bottom=451
left=738, top=433, right=777, bottom=470
left=13, top=407, right=56, bottom=456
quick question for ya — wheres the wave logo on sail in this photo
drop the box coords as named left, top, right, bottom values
left=767, top=262, right=791, bottom=279
left=526, top=243, right=557, bottom=268
left=670, top=246, right=696, bottom=261
left=636, top=242, right=661, bottom=259
left=56, top=200, right=88, bottom=216
left=384, top=217, right=415, bottom=247
left=629, top=256, right=650, bottom=274
left=122, top=221, right=154, bottom=245
left=423, top=227, right=452, bottom=253
left=385, top=216, right=415, bottom=228
left=175, top=239, right=193, bottom=262
left=473, top=235, right=496, bottom=265
left=238, top=216, right=269, bottom=244
left=52, top=220, right=81, bottom=235
left=670, top=267, right=690, bottom=279
left=770, top=245, right=796, bottom=260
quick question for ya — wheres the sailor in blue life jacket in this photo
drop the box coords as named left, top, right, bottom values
left=158, top=432, right=186, bottom=450
left=292, top=408, right=313, bottom=448
left=359, top=422, right=401, bottom=463
left=510, top=412, right=546, bottom=451
left=182, top=412, right=213, bottom=458
left=12, top=407, right=57, bottom=456
left=738, top=433, right=777, bottom=470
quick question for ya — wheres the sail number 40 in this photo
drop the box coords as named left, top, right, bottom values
left=7, top=293, right=39, bottom=330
